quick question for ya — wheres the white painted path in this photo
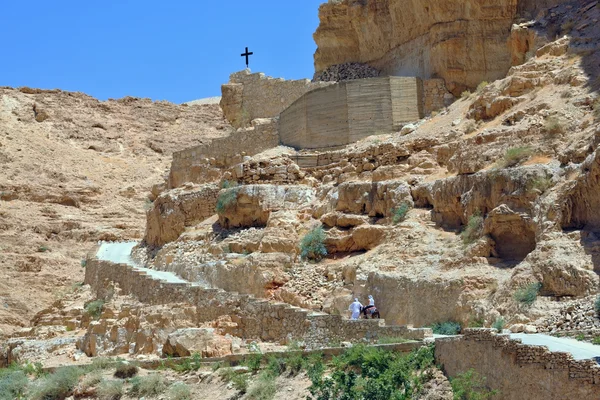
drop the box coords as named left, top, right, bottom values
left=97, top=242, right=600, bottom=362
left=96, top=241, right=188, bottom=284
left=510, top=333, right=600, bottom=361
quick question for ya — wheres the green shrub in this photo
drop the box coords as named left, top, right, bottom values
left=220, top=368, right=249, bottom=393
left=85, top=300, right=105, bottom=319
left=113, top=362, right=138, bottom=379
left=247, top=371, right=277, bottom=400
left=0, top=368, right=28, bottom=400
left=513, top=282, right=542, bottom=307
left=451, top=369, right=497, bottom=400
left=30, top=366, right=84, bottom=400
left=576, top=333, right=585, bottom=341
left=265, top=356, right=286, bottom=377
left=476, top=81, right=489, bottom=93
left=167, top=382, right=192, bottom=400
left=595, top=296, right=600, bottom=317
left=244, top=352, right=263, bottom=373
left=90, top=357, right=115, bottom=370
left=499, top=146, right=533, bottom=168
left=528, top=176, right=553, bottom=193
left=461, top=213, right=484, bottom=245
left=80, top=259, right=87, bottom=268
left=97, top=379, right=123, bottom=400
left=129, top=374, right=167, bottom=397
left=299, top=226, right=328, bottom=261
left=306, top=345, right=435, bottom=400
left=468, top=318, right=484, bottom=328
left=216, top=188, right=238, bottom=214
left=544, top=116, right=565, bottom=135
left=431, top=321, right=461, bottom=335
left=492, top=317, right=505, bottom=332
left=592, top=336, right=600, bottom=345
left=173, top=353, right=202, bottom=373
left=391, top=203, right=410, bottom=224
left=461, top=90, right=472, bottom=99
left=81, top=371, right=103, bottom=390
left=37, top=246, right=49, bottom=253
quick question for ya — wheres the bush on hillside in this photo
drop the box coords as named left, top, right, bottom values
left=461, top=213, right=484, bottom=245
left=84, top=300, right=105, bottom=319
left=595, top=296, right=600, bottom=317
left=306, top=345, right=435, bottom=400
left=492, top=317, right=505, bottom=332
left=30, top=366, right=84, bottom=400
left=97, top=379, right=123, bottom=400
left=299, top=226, right=327, bottom=261
left=499, top=146, right=533, bottom=168
left=391, top=203, right=410, bottom=224
left=216, top=188, right=238, bottom=214
left=450, top=368, right=497, bottom=400
left=166, top=382, right=192, bottom=400
left=0, top=367, right=28, bottom=400
left=431, top=321, right=462, bottom=335
left=129, top=374, right=167, bottom=397
left=513, top=282, right=542, bottom=307
left=114, top=362, right=138, bottom=379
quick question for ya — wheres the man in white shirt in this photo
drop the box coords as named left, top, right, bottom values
left=348, top=298, right=363, bottom=320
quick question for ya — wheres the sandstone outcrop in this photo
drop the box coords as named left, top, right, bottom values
left=218, top=185, right=315, bottom=229
left=162, top=328, right=233, bottom=358
left=144, top=183, right=220, bottom=247
left=313, top=0, right=559, bottom=95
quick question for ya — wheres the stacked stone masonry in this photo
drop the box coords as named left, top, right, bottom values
left=435, top=329, right=600, bottom=400
left=230, top=142, right=413, bottom=185
left=84, top=257, right=430, bottom=349
left=168, top=118, right=278, bottom=188
left=279, top=77, right=423, bottom=150
left=220, top=70, right=332, bottom=128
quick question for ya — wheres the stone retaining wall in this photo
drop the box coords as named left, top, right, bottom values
left=220, top=70, right=332, bottom=128
left=279, top=77, right=423, bottom=150
left=84, top=257, right=430, bottom=348
left=435, top=329, right=600, bottom=400
left=168, top=118, right=278, bottom=188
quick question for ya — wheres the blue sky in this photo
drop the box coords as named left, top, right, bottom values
left=0, top=0, right=324, bottom=103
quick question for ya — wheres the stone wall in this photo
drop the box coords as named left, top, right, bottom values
left=220, top=70, right=332, bottom=128
left=423, top=79, right=455, bottom=115
left=168, top=118, right=278, bottom=188
left=279, top=77, right=423, bottom=150
left=435, top=329, right=600, bottom=400
left=84, top=257, right=430, bottom=349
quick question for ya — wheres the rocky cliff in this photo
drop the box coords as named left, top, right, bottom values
left=313, top=0, right=568, bottom=94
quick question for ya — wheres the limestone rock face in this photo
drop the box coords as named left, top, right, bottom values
left=162, top=328, right=233, bottom=358
left=335, top=180, right=413, bottom=218
left=218, top=185, right=315, bottom=229
left=413, top=166, right=552, bottom=229
left=561, top=149, right=600, bottom=230
left=313, top=0, right=554, bottom=94
left=144, top=184, right=220, bottom=247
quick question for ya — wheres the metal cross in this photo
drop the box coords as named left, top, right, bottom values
left=241, top=47, right=253, bottom=68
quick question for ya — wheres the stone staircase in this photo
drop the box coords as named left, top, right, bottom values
left=85, top=248, right=431, bottom=349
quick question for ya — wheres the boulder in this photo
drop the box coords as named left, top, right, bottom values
left=163, top=328, right=233, bottom=358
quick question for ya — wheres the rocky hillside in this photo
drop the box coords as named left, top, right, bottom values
left=139, top=0, right=600, bottom=333
left=0, top=87, right=232, bottom=335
